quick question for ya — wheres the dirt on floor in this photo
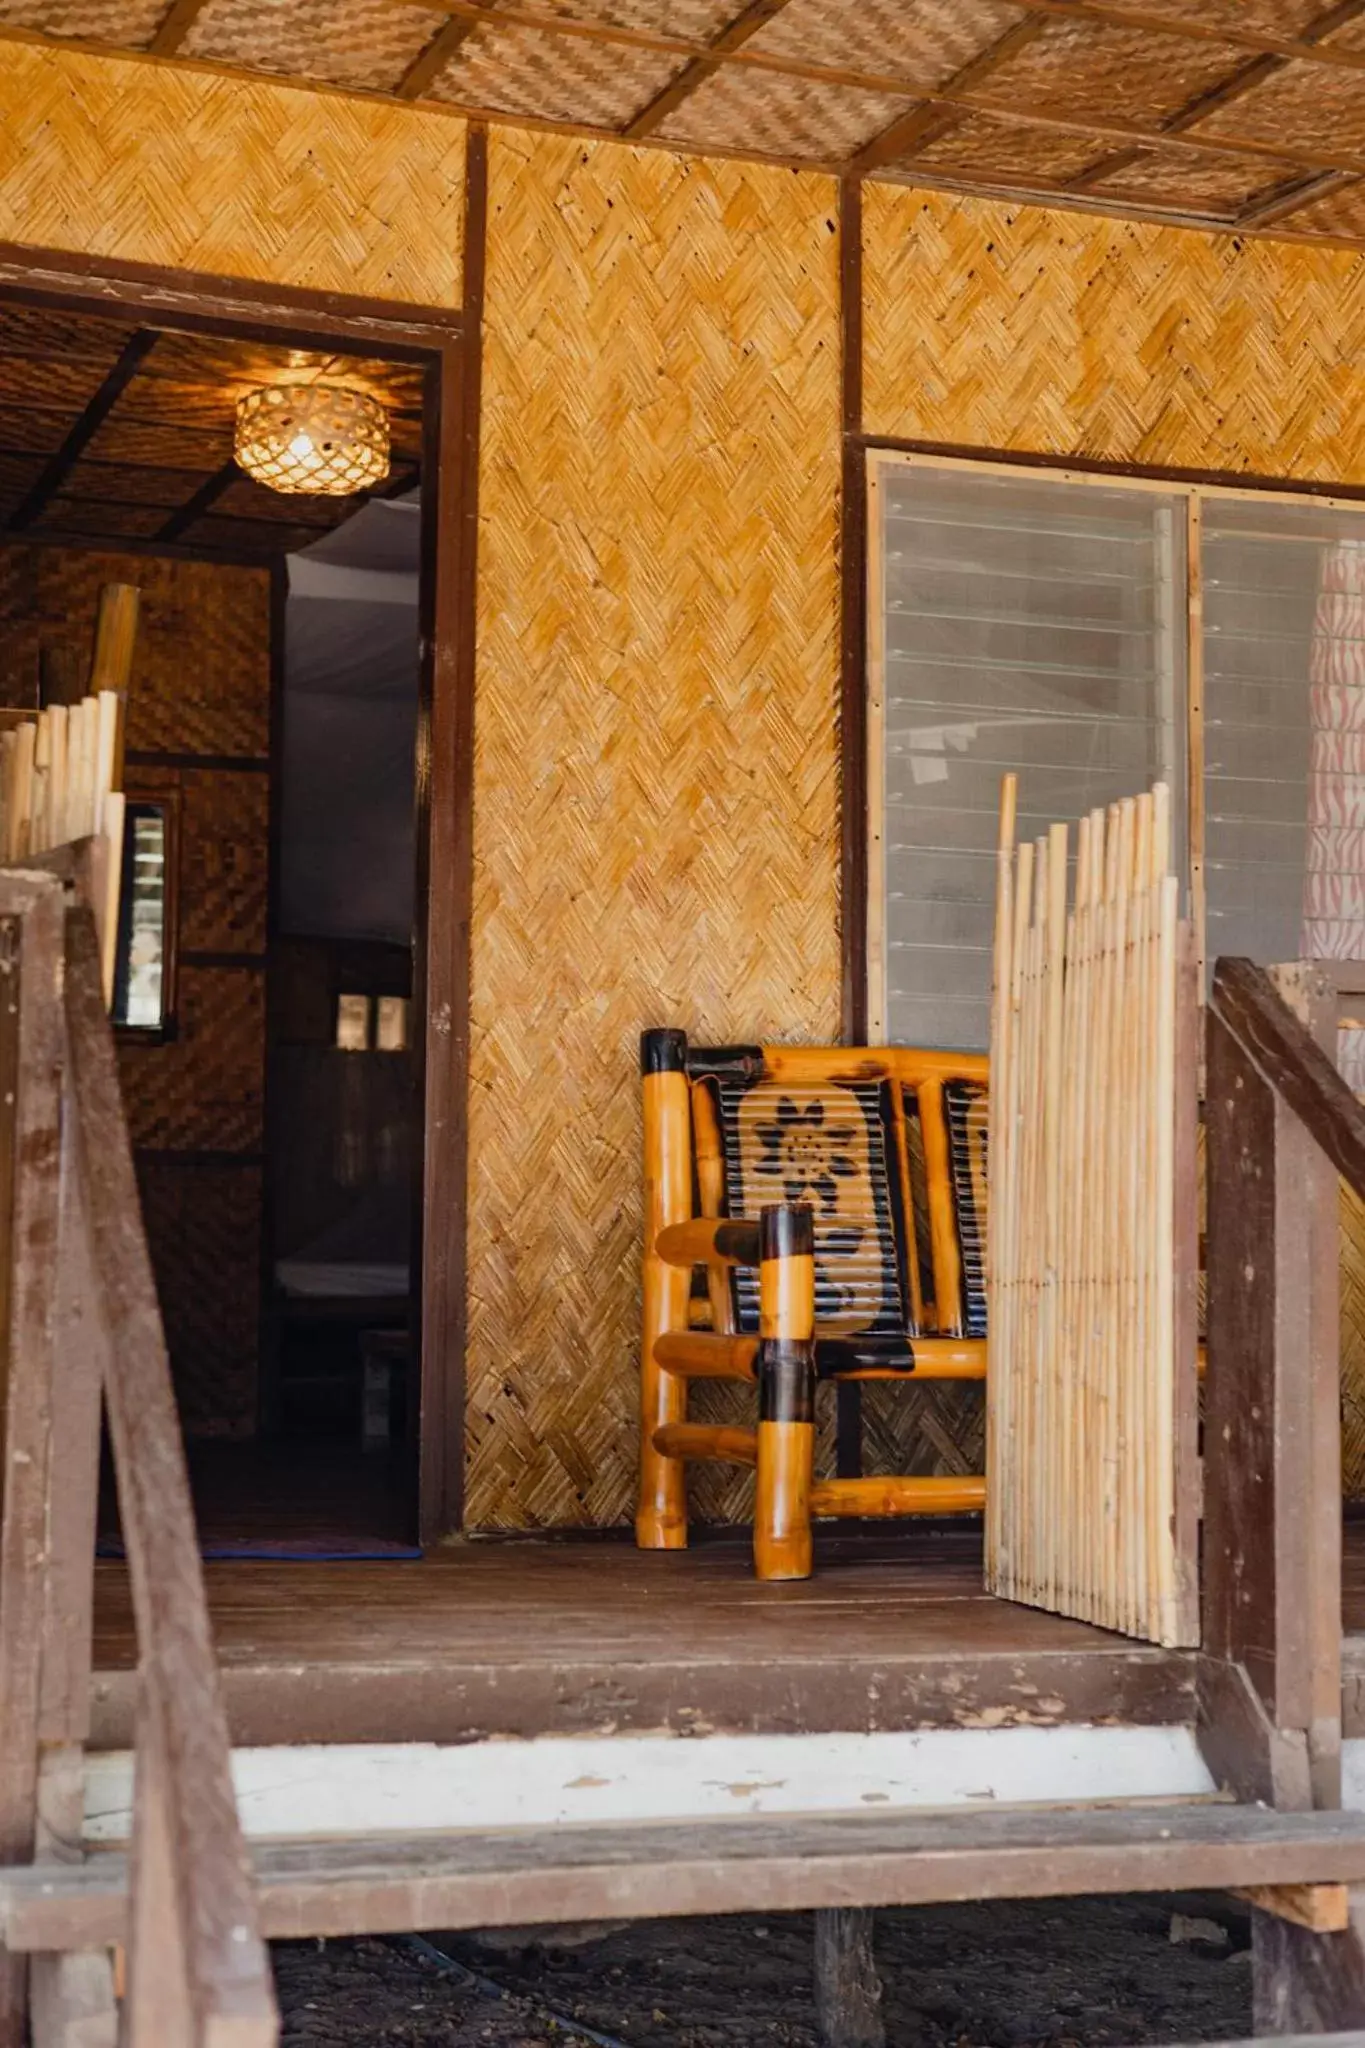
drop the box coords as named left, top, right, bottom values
left=272, top=1894, right=1254, bottom=2048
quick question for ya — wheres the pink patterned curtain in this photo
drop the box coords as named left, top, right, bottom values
left=1302, top=539, right=1365, bottom=1091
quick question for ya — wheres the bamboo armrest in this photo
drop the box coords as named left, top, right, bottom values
left=655, top=1217, right=761, bottom=1268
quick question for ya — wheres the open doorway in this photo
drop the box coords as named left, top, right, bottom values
left=0, top=288, right=458, bottom=1554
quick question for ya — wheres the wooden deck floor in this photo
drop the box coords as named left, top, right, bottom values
left=88, top=1519, right=1365, bottom=1750
left=90, top=1524, right=1199, bottom=1749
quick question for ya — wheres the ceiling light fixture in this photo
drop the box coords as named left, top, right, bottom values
left=234, top=383, right=390, bottom=496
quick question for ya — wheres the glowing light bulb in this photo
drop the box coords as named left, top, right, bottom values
left=234, top=385, right=389, bottom=495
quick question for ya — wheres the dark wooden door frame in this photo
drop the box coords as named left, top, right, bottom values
left=0, top=220, right=477, bottom=1543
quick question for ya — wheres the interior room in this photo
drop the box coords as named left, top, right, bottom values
left=0, top=298, right=431, bottom=1555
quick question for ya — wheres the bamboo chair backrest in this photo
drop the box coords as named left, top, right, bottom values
left=686, top=1046, right=988, bottom=1342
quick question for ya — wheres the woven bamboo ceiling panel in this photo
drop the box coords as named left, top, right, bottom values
left=0, top=301, right=424, bottom=560
left=11, top=0, right=1365, bottom=244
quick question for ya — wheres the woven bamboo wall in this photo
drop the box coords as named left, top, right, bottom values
left=0, top=544, right=270, bottom=1437
left=863, top=183, right=1365, bottom=481
left=467, top=129, right=841, bottom=1529
left=0, top=39, right=464, bottom=307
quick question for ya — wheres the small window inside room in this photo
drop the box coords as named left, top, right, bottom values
left=866, top=454, right=1365, bottom=1067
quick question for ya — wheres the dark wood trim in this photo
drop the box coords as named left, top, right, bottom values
left=848, top=18, right=1046, bottom=177
left=131, top=1149, right=265, bottom=1172
left=258, top=552, right=286, bottom=1445
left=1239, top=168, right=1358, bottom=229
left=155, top=462, right=238, bottom=545
left=177, top=952, right=268, bottom=973
left=398, top=16, right=480, bottom=99
left=0, top=245, right=463, bottom=358
left=124, top=751, right=270, bottom=774
left=624, top=0, right=794, bottom=141
left=0, top=528, right=279, bottom=570
left=860, top=433, right=1365, bottom=511
left=150, top=0, right=211, bottom=55
left=6, top=329, right=160, bottom=531
left=412, top=125, right=484, bottom=1542
left=836, top=175, right=866, bottom=1485
left=838, top=176, right=866, bottom=1047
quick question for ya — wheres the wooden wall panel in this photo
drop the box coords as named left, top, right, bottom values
left=467, top=129, right=841, bottom=1529
left=0, top=40, right=464, bottom=308
left=863, top=183, right=1365, bottom=482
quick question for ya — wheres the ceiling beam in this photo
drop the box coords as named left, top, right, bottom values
left=624, top=0, right=793, bottom=142
left=398, top=14, right=482, bottom=98
left=1064, top=0, right=1365, bottom=194
left=848, top=17, right=1050, bottom=179
left=156, top=461, right=238, bottom=544
left=150, top=0, right=212, bottom=57
left=6, top=330, right=160, bottom=534
left=1236, top=167, right=1359, bottom=230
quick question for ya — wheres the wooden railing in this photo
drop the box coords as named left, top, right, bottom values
left=1202, top=957, right=1356, bottom=1817
left=0, top=872, right=275, bottom=2047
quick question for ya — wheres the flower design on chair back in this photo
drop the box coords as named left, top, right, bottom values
left=752, top=1096, right=859, bottom=1215
left=735, top=1083, right=891, bottom=1336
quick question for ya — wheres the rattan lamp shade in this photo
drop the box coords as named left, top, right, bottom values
left=234, top=384, right=390, bottom=495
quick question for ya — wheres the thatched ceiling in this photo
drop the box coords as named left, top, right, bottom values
left=7, top=1, right=1365, bottom=247
left=0, top=302, right=425, bottom=558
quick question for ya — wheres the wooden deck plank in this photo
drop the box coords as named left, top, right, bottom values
left=11, top=1805, right=1365, bottom=1952
left=89, top=1530, right=1198, bottom=1747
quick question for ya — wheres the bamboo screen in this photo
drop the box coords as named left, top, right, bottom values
left=0, top=40, right=465, bottom=307
left=987, top=778, right=1199, bottom=1647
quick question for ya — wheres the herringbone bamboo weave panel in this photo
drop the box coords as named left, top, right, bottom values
left=466, top=130, right=840, bottom=1529
left=863, top=184, right=1365, bottom=485
left=0, top=547, right=270, bottom=757
left=0, top=40, right=465, bottom=306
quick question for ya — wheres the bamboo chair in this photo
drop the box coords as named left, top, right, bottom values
left=638, top=1029, right=988, bottom=1581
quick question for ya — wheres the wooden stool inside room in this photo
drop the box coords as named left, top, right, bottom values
left=637, top=1028, right=988, bottom=1580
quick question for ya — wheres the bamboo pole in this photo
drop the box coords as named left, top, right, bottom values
left=88, top=583, right=140, bottom=697
left=986, top=775, right=1017, bottom=1578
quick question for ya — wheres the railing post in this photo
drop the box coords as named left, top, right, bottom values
left=123, top=1694, right=194, bottom=2048
left=1202, top=970, right=1341, bottom=1811
left=0, top=880, right=65, bottom=2048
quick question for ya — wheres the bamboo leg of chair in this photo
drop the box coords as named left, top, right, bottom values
left=637, top=1029, right=693, bottom=1550
left=754, top=1202, right=816, bottom=1583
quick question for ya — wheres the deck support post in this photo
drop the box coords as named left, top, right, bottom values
left=813, top=1908, right=884, bottom=2048
left=1201, top=972, right=1341, bottom=1810
left=1205, top=962, right=1359, bottom=2032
